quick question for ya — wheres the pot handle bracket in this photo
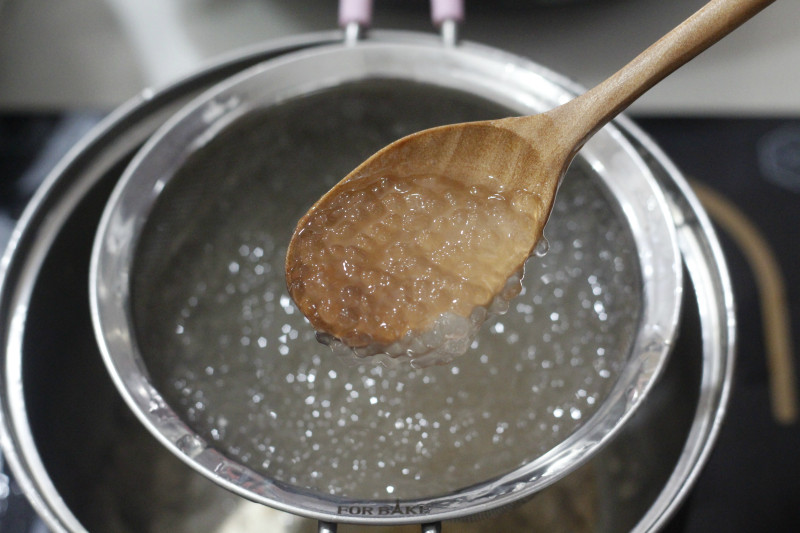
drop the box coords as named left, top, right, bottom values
left=431, top=0, right=465, bottom=46
left=316, top=521, right=443, bottom=532
left=339, top=0, right=372, bottom=44
left=338, top=0, right=465, bottom=46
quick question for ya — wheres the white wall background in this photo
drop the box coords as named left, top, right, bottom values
left=0, top=0, right=797, bottom=115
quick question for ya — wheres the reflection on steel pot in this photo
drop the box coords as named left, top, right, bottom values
left=0, top=30, right=732, bottom=533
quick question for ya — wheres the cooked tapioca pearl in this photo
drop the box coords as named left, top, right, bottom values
left=286, top=172, right=545, bottom=363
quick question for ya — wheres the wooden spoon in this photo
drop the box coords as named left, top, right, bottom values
left=286, top=0, right=774, bottom=358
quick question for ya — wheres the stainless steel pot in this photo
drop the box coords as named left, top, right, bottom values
left=89, top=32, right=683, bottom=528
left=0, top=29, right=733, bottom=533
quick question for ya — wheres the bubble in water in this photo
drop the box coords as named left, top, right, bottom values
left=176, top=434, right=206, bottom=458
left=534, top=236, right=550, bottom=257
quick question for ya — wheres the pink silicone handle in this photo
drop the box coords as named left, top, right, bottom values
left=431, top=0, right=464, bottom=26
left=338, top=0, right=373, bottom=27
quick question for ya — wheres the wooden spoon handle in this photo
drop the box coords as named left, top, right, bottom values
left=557, top=0, right=776, bottom=150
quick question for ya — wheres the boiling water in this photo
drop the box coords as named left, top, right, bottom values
left=133, top=81, right=641, bottom=500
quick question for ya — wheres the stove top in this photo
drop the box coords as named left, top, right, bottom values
left=1, top=113, right=798, bottom=532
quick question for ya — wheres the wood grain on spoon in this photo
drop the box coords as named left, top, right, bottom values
left=286, top=0, right=775, bottom=353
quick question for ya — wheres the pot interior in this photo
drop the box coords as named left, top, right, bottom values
left=90, top=42, right=681, bottom=521
left=129, top=78, right=644, bottom=502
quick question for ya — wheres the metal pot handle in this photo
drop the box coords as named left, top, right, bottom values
left=339, top=0, right=463, bottom=45
left=316, top=2, right=463, bottom=532
left=317, top=522, right=443, bottom=532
